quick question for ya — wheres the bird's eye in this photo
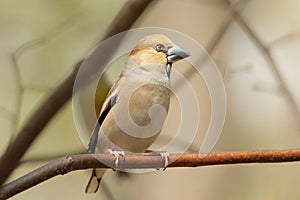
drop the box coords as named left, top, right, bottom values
left=155, top=44, right=166, bottom=52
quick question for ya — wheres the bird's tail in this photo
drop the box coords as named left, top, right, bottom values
left=85, top=168, right=107, bottom=193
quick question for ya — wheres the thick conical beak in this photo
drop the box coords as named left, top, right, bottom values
left=167, top=44, right=190, bottom=63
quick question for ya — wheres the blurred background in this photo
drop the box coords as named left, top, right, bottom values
left=1, top=0, right=300, bottom=199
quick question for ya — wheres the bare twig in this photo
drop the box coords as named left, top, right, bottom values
left=0, top=0, right=153, bottom=186
left=225, top=0, right=300, bottom=128
left=206, top=0, right=249, bottom=53
left=9, top=14, right=81, bottom=138
left=2, top=149, right=300, bottom=199
left=267, top=31, right=300, bottom=48
left=0, top=107, right=15, bottom=121
left=176, top=0, right=248, bottom=87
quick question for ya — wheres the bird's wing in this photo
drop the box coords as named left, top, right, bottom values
left=87, top=99, right=113, bottom=153
left=87, top=75, right=122, bottom=154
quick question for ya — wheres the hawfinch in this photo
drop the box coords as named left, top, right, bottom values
left=85, top=34, right=190, bottom=193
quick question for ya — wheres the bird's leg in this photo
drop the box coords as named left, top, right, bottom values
left=106, top=149, right=125, bottom=169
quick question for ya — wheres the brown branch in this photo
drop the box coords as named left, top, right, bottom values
left=2, top=149, right=300, bottom=199
left=0, top=0, right=153, bottom=186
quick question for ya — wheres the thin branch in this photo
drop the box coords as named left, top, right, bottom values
left=175, top=0, right=248, bottom=87
left=206, top=0, right=249, bottom=53
left=0, top=107, right=15, bottom=121
left=267, top=31, right=300, bottom=48
left=0, top=0, right=153, bottom=186
left=10, top=44, right=24, bottom=139
left=2, top=149, right=300, bottom=199
left=225, top=0, right=300, bottom=128
left=13, top=13, right=81, bottom=58
left=9, top=14, right=81, bottom=138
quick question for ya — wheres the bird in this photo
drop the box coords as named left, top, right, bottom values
left=85, top=34, right=190, bottom=193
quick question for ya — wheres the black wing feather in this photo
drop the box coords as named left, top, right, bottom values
left=87, top=95, right=117, bottom=154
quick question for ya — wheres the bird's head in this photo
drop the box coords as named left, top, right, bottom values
left=125, top=34, right=190, bottom=78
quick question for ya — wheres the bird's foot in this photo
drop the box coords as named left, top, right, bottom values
left=106, top=149, right=125, bottom=169
left=159, top=151, right=170, bottom=170
left=146, top=150, right=170, bottom=170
